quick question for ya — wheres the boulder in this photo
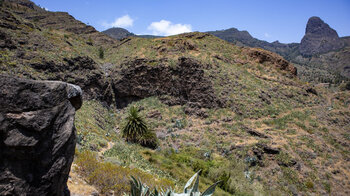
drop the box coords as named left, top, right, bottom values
left=0, top=75, right=82, bottom=196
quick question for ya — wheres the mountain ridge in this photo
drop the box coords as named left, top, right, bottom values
left=101, top=16, right=350, bottom=81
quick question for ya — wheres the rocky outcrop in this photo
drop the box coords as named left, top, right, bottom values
left=30, top=56, right=113, bottom=105
left=300, top=17, right=344, bottom=56
left=0, top=75, right=82, bottom=196
left=113, top=57, right=225, bottom=108
left=246, top=48, right=297, bottom=76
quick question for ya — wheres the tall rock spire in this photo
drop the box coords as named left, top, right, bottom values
left=300, top=16, right=344, bottom=56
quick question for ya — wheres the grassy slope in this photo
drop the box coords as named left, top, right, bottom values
left=1, top=1, right=350, bottom=195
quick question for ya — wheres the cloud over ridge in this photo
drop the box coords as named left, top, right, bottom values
left=148, top=20, right=192, bottom=36
left=103, top=15, right=134, bottom=28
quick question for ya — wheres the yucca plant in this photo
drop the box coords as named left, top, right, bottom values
left=122, top=106, right=148, bottom=143
left=128, top=171, right=219, bottom=196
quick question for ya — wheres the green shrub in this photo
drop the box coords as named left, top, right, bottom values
left=138, top=131, right=159, bottom=149
left=99, top=47, right=104, bottom=59
left=122, top=106, right=158, bottom=149
left=122, top=106, right=148, bottom=143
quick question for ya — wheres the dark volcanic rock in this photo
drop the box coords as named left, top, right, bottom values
left=300, top=17, right=344, bottom=56
left=30, top=56, right=113, bottom=105
left=0, top=75, right=82, bottom=196
left=113, top=57, right=225, bottom=108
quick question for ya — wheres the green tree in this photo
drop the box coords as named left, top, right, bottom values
left=122, top=106, right=148, bottom=143
left=122, top=106, right=158, bottom=149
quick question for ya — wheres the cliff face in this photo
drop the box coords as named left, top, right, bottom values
left=0, top=75, right=82, bottom=196
left=299, top=16, right=344, bottom=56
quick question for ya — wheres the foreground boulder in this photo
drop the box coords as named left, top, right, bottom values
left=0, top=75, right=82, bottom=196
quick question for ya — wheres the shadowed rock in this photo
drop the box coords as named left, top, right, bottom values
left=113, top=57, right=225, bottom=108
left=300, top=16, right=344, bottom=56
left=0, top=75, right=82, bottom=196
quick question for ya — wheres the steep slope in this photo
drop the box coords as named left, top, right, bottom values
left=1, top=1, right=350, bottom=196
left=0, top=0, right=117, bottom=104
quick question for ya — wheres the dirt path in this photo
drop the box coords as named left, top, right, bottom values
left=98, top=141, right=114, bottom=157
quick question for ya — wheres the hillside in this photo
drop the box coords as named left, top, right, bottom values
left=1, top=0, right=350, bottom=196
left=207, top=18, right=350, bottom=83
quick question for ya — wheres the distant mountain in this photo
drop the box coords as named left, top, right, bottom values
left=137, top=34, right=163, bottom=39
left=102, top=27, right=163, bottom=40
left=207, top=17, right=350, bottom=82
left=102, top=27, right=135, bottom=40
left=207, top=28, right=299, bottom=61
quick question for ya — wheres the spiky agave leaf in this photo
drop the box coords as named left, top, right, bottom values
left=184, top=170, right=201, bottom=193
left=201, top=181, right=220, bottom=196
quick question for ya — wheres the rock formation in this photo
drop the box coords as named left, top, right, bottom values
left=112, top=57, right=225, bottom=108
left=300, top=16, right=344, bottom=56
left=0, top=75, right=82, bottom=196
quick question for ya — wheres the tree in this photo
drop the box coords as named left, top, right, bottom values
left=122, top=106, right=158, bottom=149
left=122, top=106, right=148, bottom=143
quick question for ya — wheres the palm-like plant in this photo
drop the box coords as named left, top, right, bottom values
left=122, top=106, right=148, bottom=143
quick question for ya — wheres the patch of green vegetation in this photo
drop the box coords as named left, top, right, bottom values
left=75, top=100, right=118, bottom=150
left=75, top=150, right=174, bottom=195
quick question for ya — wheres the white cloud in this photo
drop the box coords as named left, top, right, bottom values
left=102, top=15, right=134, bottom=28
left=264, top=33, right=270, bottom=38
left=147, top=20, right=192, bottom=36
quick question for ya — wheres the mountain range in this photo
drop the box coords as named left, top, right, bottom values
left=103, top=17, right=350, bottom=83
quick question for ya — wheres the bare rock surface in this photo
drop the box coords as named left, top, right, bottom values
left=300, top=17, right=344, bottom=56
left=0, top=75, right=82, bottom=196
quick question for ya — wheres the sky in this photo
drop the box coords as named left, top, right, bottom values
left=31, top=0, right=350, bottom=43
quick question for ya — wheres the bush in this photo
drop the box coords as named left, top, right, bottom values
left=122, top=106, right=158, bottom=149
left=99, top=47, right=104, bottom=59
left=138, top=131, right=158, bottom=149
left=122, top=106, right=148, bottom=143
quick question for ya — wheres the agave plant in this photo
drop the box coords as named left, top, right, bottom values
left=122, top=106, right=148, bottom=143
left=128, top=171, right=219, bottom=196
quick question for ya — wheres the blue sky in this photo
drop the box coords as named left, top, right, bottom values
left=32, top=0, right=350, bottom=43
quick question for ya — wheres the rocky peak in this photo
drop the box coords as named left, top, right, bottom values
left=305, top=17, right=337, bottom=36
left=300, top=16, right=344, bottom=56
